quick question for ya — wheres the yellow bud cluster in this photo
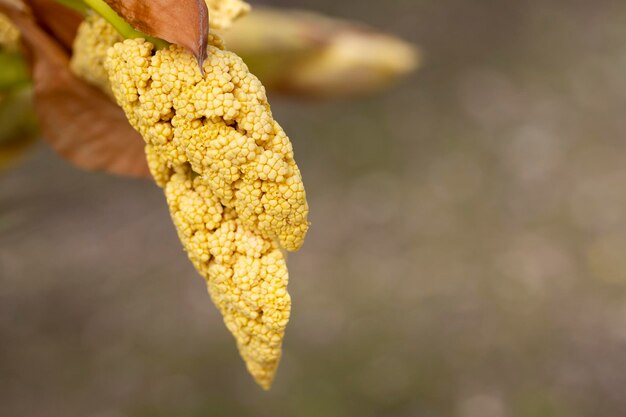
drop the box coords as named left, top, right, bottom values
left=0, top=12, right=19, bottom=51
left=163, top=162, right=291, bottom=389
left=70, top=14, right=122, bottom=97
left=104, top=32, right=308, bottom=388
left=106, top=36, right=309, bottom=251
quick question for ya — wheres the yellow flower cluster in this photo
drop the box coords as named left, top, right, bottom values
left=164, top=163, right=291, bottom=389
left=0, top=12, right=19, bottom=51
left=106, top=35, right=309, bottom=250
left=70, top=14, right=120, bottom=97
left=101, top=31, right=308, bottom=387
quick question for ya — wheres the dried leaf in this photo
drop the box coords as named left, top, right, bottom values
left=103, top=0, right=208, bottom=66
left=0, top=2, right=150, bottom=177
left=25, top=0, right=83, bottom=51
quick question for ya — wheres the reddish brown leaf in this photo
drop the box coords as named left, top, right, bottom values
left=26, top=0, right=83, bottom=51
left=104, top=0, right=208, bottom=66
left=0, top=2, right=151, bottom=178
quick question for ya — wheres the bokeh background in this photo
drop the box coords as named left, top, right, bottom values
left=3, top=0, right=626, bottom=416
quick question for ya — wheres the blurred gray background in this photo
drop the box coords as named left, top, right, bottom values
left=2, top=0, right=626, bottom=416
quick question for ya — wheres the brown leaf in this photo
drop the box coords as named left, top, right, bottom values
left=104, top=0, right=208, bottom=67
left=26, top=0, right=83, bottom=51
left=0, top=2, right=151, bottom=178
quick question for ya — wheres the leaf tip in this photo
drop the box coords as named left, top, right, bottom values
left=196, top=0, right=208, bottom=73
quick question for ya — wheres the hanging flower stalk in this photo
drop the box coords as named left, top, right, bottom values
left=105, top=31, right=308, bottom=391
left=67, top=0, right=308, bottom=389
